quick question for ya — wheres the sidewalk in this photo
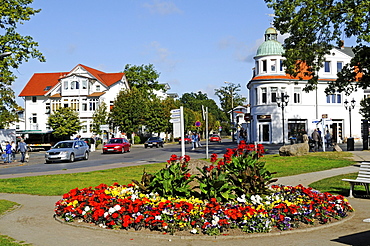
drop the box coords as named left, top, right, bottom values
left=0, top=150, right=369, bottom=245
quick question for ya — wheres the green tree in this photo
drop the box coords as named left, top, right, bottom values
left=359, top=97, right=370, bottom=120
left=144, top=97, right=168, bottom=136
left=48, top=107, right=82, bottom=138
left=123, top=64, right=165, bottom=97
left=0, top=0, right=45, bottom=126
left=91, top=101, right=108, bottom=135
left=265, top=0, right=370, bottom=94
left=110, top=87, right=149, bottom=137
left=214, top=83, right=246, bottom=115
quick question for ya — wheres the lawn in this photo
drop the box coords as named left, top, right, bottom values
left=0, top=151, right=355, bottom=196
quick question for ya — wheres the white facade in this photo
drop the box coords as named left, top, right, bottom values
left=19, top=64, right=129, bottom=138
left=247, top=28, right=366, bottom=144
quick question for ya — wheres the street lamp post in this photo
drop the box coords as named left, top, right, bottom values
left=276, top=94, right=289, bottom=145
left=224, top=81, right=235, bottom=142
left=344, top=98, right=356, bottom=138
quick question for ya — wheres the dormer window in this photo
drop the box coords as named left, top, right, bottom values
left=64, top=81, right=68, bottom=90
left=96, top=85, right=101, bottom=92
left=71, top=81, right=79, bottom=90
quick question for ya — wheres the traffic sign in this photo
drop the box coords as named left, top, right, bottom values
left=170, top=109, right=180, bottom=114
left=171, top=113, right=181, bottom=118
left=170, top=118, right=181, bottom=123
left=195, top=121, right=201, bottom=127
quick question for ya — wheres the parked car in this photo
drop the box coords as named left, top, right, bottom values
left=209, top=134, right=222, bottom=143
left=45, top=140, right=89, bottom=163
left=144, top=137, right=164, bottom=148
left=178, top=135, right=191, bottom=144
left=102, top=138, right=131, bottom=154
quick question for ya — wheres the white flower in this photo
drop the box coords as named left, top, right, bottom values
left=131, top=193, right=138, bottom=201
left=155, top=215, right=162, bottom=220
left=190, top=228, right=198, bottom=234
left=84, top=206, right=90, bottom=212
left=251, top=195, right=262, bottom=205
left=113, top=204, right=121, bottom=211
left=108, top=207, right=115, bottom=215
left=98, top=223, right=107, bottom=228
left=212, top=215, right=220, bottom=226
left=104, top=212, right=109, bottom=218
left=237, top=194, right=246, bottom=203
left=82, top=211, right=86, bottom=215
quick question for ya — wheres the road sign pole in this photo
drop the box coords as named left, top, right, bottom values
left=206, top=106, right=209, bottom=159
left=180, top=106, right=185, bottom=157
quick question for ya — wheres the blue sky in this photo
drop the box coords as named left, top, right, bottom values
left=14, top=0, right=277, bottom=105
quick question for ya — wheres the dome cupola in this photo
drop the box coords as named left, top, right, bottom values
left=256, top=27, right=284, bottom=57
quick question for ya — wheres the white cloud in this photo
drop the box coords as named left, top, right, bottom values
left=142, top=0, right=182, bottom=15
left=148, top=41, right=179, bottom=72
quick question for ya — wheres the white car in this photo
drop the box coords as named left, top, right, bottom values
left=45, top=140, right=89, bottom=163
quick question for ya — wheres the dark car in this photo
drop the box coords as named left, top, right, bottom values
left=45, top=140, right=89, bottom=163
left=178, top=135, right=191, bottom=144
left=80, top=137, right=95, bottom=148
left=102, top=138, right=131, bottom=154
left=144, top=137, right=164, bottom=148
left=209, top=134, right=222, bottom=143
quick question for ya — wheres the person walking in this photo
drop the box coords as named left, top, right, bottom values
left=11, top=141, right=16, bottom=162
left=311, top=129, right=320, bottom=152
left=325, top=130, right=332, bottom=148
left=191, top=132, right=198, bottom=150
left=4, top=141, right=12, bottom=163
left=17, top=139, right=28, bottom=163
left=197, top=133, right=202, bottom=147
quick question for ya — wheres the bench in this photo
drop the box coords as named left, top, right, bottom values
left=342, top=162, right=370, bottom=198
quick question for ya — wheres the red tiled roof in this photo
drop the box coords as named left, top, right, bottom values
left=87, top=92, right=106, bottom=97
left=18, top=64, right=125, bottom=97
left=19, top=72, right=68, bottom=97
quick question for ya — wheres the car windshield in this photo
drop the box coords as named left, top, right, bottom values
left=149, top=137, right=159, bottom=141
left=53, top=142, right=73, bottom=149
left=108, top=139, right=123, bottom=144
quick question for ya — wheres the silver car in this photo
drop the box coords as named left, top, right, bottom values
left=45, top=140, right=89, bottom=163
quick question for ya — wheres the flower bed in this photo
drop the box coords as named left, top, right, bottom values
left=55, top=183, right=353, bottom=235
left=54, top=143, right=353, bottom=235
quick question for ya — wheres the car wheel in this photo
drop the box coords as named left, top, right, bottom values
left=145, top=145, right=148, bottom=148
left=84, top=151, right=89, bottom=160
left=69, top=153, right=75, bottom=162
left=156, top=145, right=159, bottom=148
left=127, top=147, right=131, bottom=152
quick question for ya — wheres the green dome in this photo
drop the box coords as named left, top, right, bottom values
left=256, top=40, right=284, bottom=57
left=255, top=27, right=284, bottom=57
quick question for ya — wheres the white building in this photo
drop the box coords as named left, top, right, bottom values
left=247, top=27, right=366, bottom=144
left=18, top=64, right=129, bottom=137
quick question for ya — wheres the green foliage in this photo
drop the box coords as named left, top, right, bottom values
left=214, top=83, right=246, bottom=115
left=195, top=165, right=238, bottom=202
left=144, top=97, right=168, bottom=135
left=0, top=0, right=45, bottom=127
left=265, top=0, right=370, bottom=93
left=359, top=97, right=370, bottom=120
left=133, top=135, right=141, bottom=144
left=91, top=101, right=108, bottom=135
left=123, top=64, right=164, bottom=97
left=47, top=107, right=82, bottom=138
left=227, top=152, right=277, bottom=196
left=135, top=158, right=194, bottom=198
left=110, top=87, right=149, bottom=134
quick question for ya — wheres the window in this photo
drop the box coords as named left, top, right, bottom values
left=262, top=60, right=267, bottom=73
left=82, top=103, right=88, bottom=111
left=96, top=85, right=101, bottom=92
left=46, top=103, right=50, bottom=114
left=32, top=96, right=37, bottom=103
left=280, top=60, right=283, bottom=71
left=261, top=88, right=267, bottom=104
left=337, top=62, right=343, bottom=73
left=271, top=59, right=276, bottom=72
left=326, top=94, right=341, bottom=103
left=71, top=81, right=79, bottom=90
left=271, top=87, right=278, bottom=103
left=82, top=80, right=87, bottom=89
left=32, top=113, right=37, bottom=123
left=89, top=98, right=99, bottom=111
left=324, top=61, right=331, bottom=73
left=294, top=87, right=301, bottom=103
left=64, top=81, right=68, bottom=90
left=255, top=61, right=259, bottom=75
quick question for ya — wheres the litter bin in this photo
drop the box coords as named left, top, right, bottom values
left=347, top=137, right=354, bottom=151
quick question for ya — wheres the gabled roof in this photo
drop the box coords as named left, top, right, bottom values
left=18, top=64, right=125, bottom=97
left=19, top=72, right=68, bottom=97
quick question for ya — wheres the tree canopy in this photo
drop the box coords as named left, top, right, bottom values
left=0, top=0, right=45, bottom=127
left=91, top=101, right=109, bottom=135
left=123, top=64, right=165, bottom=97
left=265, top=0, right=370, bottom=95
left=214, top=83, right=247, bottom=114
left=47, top=107, right=82, bottom=138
